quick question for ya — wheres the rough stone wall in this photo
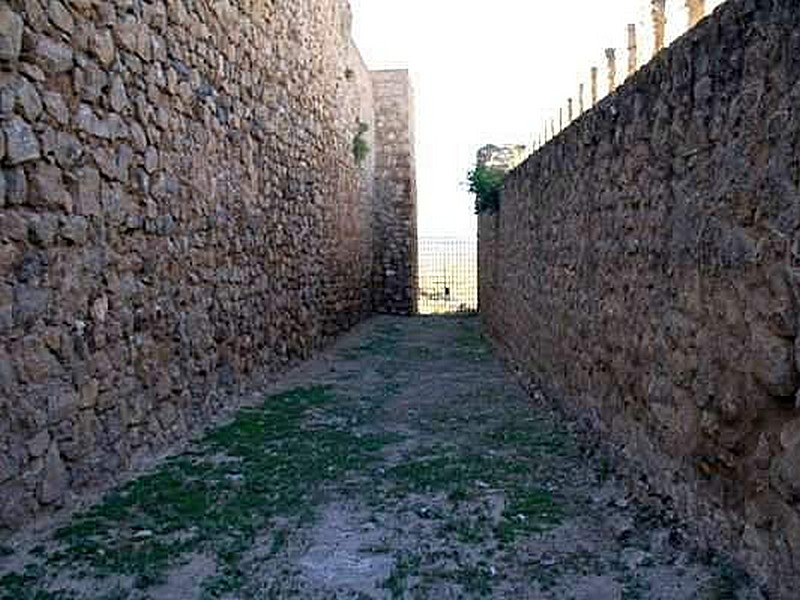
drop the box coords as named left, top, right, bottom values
left=372, top=70, right=417, bottom=315
left=0, top=0, right=415, bottom=531
left=479, top=0, right=800, bottom=596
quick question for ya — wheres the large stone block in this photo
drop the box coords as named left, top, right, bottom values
left=0, top=6, right=23, bottom=62
left=3, top=117, right=41, bottom=164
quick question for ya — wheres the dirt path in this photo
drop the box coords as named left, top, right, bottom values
left=0, top=316, right=762, bottom=599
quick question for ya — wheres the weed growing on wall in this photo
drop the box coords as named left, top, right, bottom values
left=353, top=121, right=370, bottom=165
left=468, top=164, right=505, bottom=214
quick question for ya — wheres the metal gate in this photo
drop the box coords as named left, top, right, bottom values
left=417, top=238, right=478, bottom=314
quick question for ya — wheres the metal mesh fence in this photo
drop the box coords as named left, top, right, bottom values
left=417, top=238, right=478, bottom=315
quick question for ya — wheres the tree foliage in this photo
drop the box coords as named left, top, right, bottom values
left=468, top=164, right=505, bottom=215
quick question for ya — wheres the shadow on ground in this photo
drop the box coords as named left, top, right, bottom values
left=0, top=317, right=761, bottom=599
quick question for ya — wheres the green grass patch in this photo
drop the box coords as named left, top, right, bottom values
left=484, top=422, right=577, bottom=458
left=342, top=323, right=403, bottom=360
left=383, top=553, right=422, bottom=599
left=0, top=567, right=72, bottom=600
left=453, top=322, right=492, bottom=362
left=495, top=489, right=563, bottom=543
left=46, top=386, right=391, bottom=591
left=702, top=562, right=746, bottom=600
left=387, top=448, right=566, bottom=546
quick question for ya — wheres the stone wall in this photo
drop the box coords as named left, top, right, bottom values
left=372, top=70, right=417, bottom=315
left=479, top=0, right=800, bottom=596
left=0, top=0, right=415, bottom=531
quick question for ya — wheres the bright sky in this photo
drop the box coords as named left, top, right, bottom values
left=350, top=0, right=727, bottom=239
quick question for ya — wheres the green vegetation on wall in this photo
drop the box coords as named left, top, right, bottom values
left=353, top=121, right=370, bottom=165
left=468, top=164, right=505, bottom=215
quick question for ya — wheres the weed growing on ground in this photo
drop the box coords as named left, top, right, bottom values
left=382, top=553, right=422, bottom=598
left=0, top=566, right=72, bottom=600
left=24, top=386, right=391, bottom=595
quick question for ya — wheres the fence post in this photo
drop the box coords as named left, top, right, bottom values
left=591, top=67, right=598, bottom=106
left=579, top=83, right=585, bottom=114
left=627, top=24, right=638, bottom=76
left=605, top=48, right=617, bottom=93
left=687, top=0, right=706, bottom=27
left=652, top=0, right=667, bottom=54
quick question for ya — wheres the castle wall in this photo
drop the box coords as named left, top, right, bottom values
left=479, top=0, right=800, bottom=595
left=0, top=0, right=415, bottom=530
left=371, top=70, right=417, bottom=315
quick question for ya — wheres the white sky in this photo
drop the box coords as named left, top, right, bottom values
left=350, top=0, right=727, bottom=238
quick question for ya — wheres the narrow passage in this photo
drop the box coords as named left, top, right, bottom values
left=0, top=317, right=760, bottom=599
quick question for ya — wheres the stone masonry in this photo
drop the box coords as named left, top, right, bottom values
left=371, top=70, right=418, bottom=315
left=479, top=0, right=800, bottom=596
left=0, top=0, right=416, bottom=531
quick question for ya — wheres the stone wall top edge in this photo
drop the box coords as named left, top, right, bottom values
left=505, top=0, right=792, bottom=185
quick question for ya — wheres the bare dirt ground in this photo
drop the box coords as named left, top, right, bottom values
left=0, top=316, right=764, bottom=599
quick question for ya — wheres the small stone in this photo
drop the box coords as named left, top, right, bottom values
left=79, top=379, right=98, bottom=409
left=109, top=114, right=129, bottom=140
left=92, top=146, right=116, bottom=179
left=75, top=103, right=110, bottom=139
left=0, top=6, right=23, bottom=62
left=132, top=167, right=149, bottom=194
left=155, top=214, right=175, bottom=236
left=74, top=61, right=108, bottom=102
left=751, top=324, right=796, bottom=397
left=42, top=90, right=69, bottom=125
left=132, top=529, right=153, bottom=539
left=144, top=146, right=158, bottom=173
left=13, top=285, right=50, bottom=328
left=114, top=16, right=137, bottom=53
left=28, top=215, right=59, bottom=247
left=3, top=117, right=41, bottom=164
left=27, top=430, right=50, bottom=459
left=0, top=284, right=12, bottom=333
left=54, top=131, right=82, bottom=168
left=129, top=121, right=147, bottom=151
left=4, top=167, right=27, bottom=204
left=39, top=443, right=68, bottom=504
left=30, top=163, right=72, bottom=212
left=47, top=388, right=79, bottom=425
left=92, top=29, right=115, bottom=67
left=109, top=75, right=129, bottom=113
left=781, top=418, right=800, bottom=450
left=772, top=442, right=800, bottom=502
left=0, top=484, right=35, bottom=528
left=0, top=87, right=14, bottom=116
left=101, top=181, right=130, bottom=223
left=15, top=78, right=43, bottom=121
left=75, top=166, right=100, bottom=216
left=33, top=35, right=74, bottom=74
left=48, top=0, right=74, bottom=34
left=18, top=62, right=45, bottom=83
left=60, top=216, right=88, bottom=245
left=90, top=295, right=108, bottom=323
left=0, top=345, right=14, bottom=391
